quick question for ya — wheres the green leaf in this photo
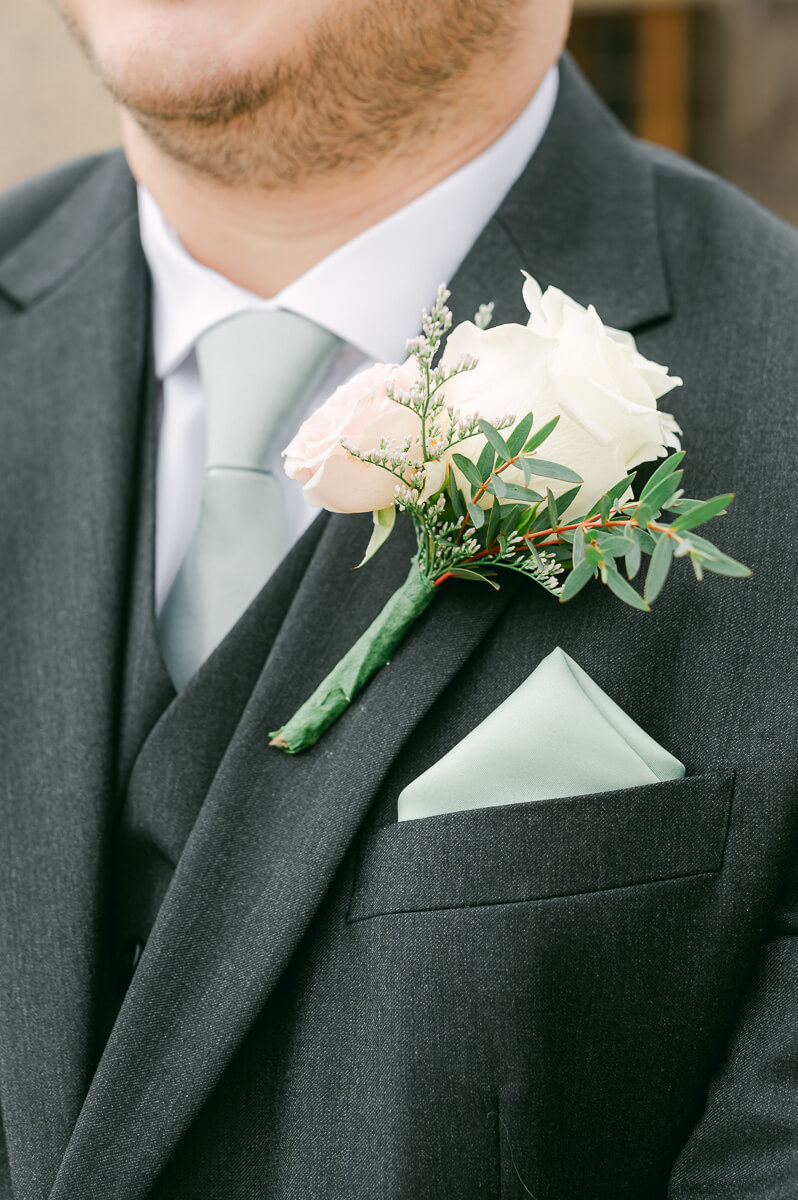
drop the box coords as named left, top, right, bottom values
left=526, top=541, right=545, bottom=572
left=465, top=495, right=485, bottom=528
left=640, top=450, right=686, bottom=501
left=523, top=416, right=560, bottom=454
left=600, top=494, right=611, bottom=525
left=449, top=567, right=500, bottom=589
left=492, top=481, right=544, bottom=504
left=447, top=473, right=466, bottom=520
left=355, top=506, right=396, bottom=568
left=555, top=485, right=583, bottom=517
left=478, top=419, right=511, bottom=463
left=523, top=458, right=583, bottom=484
left=489, top=471, right=508, bottom=498
left=585, top=473, right=636, bottom=519
left=518, top=507, right=540, bottom=535
left=452, top=453, right=483, bottom=493
left=625, top=537, right=642, bottom=580
left=636, top=528, right=657, bottom=555
left=664, top=497, right=703, bottom=516
left=476, top=440, right=496, bottom=483
left=547, top=489, right=559, bottom=535
left=507, top=412, right=535, bottom=457
left=573, top=524, right=586, bottom=567
left=486, top=498, right=502, bottom=549
left=559, top=560, right=595, bottom=603
left=500, top=504, right=521, bottom=534
left=644, top=534, right=675, bottom=603
left=592, top=534, right=634, bottom=557
left=670, top=494, right=735, bottom=533
left=682, top=533, right=752, bottom=578
left=637, top=475, right=683, bottom=518
left=604, top=563, right=650, bottom=611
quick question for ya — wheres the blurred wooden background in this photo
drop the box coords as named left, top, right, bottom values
left=2, top=0, right=797, bottom=223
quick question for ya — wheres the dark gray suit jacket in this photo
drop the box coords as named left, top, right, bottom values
left=0, top=54, right=796, bottom=1200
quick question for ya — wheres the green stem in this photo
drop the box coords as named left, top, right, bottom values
left=269, top=558, right=437, bottom=754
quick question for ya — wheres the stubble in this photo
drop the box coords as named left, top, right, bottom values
left=60, top=0, right=528, bottom=188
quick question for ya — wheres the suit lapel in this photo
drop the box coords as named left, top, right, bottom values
left=0, top=51, right=671, bottom=1199
left=51, top=55, right=673, bottom=1199
left=50, top=504, right=518, bottom=1199
left=0, top=155, right=146, bottom=1200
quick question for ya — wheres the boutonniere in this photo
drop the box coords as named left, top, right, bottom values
left=270, top=274, right=750, bottom=753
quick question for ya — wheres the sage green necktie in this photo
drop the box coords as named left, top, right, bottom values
left=158, top=309, right=342, bottom=691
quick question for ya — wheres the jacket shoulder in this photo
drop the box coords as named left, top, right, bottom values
left=0, top=150, right=135, bottom=312
left=644, top=141, right=798, bottom=304
left=0, top=153, right=120, bottom=260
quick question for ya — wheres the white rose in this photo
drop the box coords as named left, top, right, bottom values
left=439, top=273, right=682, bottom=519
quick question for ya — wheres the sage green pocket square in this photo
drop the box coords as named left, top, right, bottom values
left=397, top=647, right=685, bottom=822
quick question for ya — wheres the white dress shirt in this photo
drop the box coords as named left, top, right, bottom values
left=138, top=65, right=559, bottom=614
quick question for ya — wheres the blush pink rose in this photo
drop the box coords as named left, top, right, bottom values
left=283, top=360, right=423, bottom=513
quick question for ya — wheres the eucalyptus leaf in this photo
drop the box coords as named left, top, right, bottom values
left=638, top=475, right=683, bottom=518
left=507, top=412, right=535, bottom=457
left=682, top=532, right=751, bottom=577
left=495, top=481, right=544, bottom=504
left=573, top=525, right=586, bottom=567
left=355, top=506, right=396, bottom=569
left=476, top=440, right=496, bottom=483
left=452, top=453, right=483, bottom=493
left=500, top=504, right=521, bottom=533
left=585, top=473, right=636, bottom=519
left=523, top=416, right=560, bottom=454
left=465, top=495, right=485, bottom=528
left=640, top=450, right=686, bottom=500
left=636, top=528, right=657, bottom=555
left=527, top=541, right=545, bottom=572
left=489, top=471, right=509, bottom=498
left=604, top=563, right=650, bottom=611
left=447, top=474, right=466, bottom=520
left=593, top=534, right=634, bottom=557
left=644, top=534, right=675, bottom=603
left=547, top=489, right=559, bottom=535
left=559, top=560, right=595, bottom=603
left=670, top=493, right=734, bottom=532
left=478, top=419, right=511, bottom=463
left=524, top=458, right=583, bottom=484
left=664, top=497, right=703, bottom=516
left=625, top=538, right=642, bottom=580
left=519, top=507, right=541, bottom=535
left=486, top=498, right=502, bottom=549
left=555, top=485, right=583, bottom=517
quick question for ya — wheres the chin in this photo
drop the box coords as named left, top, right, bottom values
left=58, top=0, right=297, bottom=118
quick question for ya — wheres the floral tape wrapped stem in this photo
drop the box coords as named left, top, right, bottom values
left=269, top=560, right=436, bottom=754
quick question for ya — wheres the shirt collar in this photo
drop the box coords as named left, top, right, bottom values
left=139, top=65, right=558, bottom=380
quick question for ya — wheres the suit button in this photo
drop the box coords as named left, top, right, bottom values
left=118, top=936, right=144, bottom=990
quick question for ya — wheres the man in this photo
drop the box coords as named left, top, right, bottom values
left=0, top=0, right=795, bottom=1196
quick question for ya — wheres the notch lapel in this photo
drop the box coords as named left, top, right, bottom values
left=35, top=51, right=667, bottom=1195
left=52, top=507, right=520, bottom=1200
left=51, top=56, right=673, bottom=1200
left=0, top=155, right=146, bottom=1200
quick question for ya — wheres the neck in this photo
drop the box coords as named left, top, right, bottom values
left=122, top=66, right=552, bottom=299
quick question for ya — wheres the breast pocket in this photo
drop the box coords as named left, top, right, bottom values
left=347, top=770, right=735, bottom=922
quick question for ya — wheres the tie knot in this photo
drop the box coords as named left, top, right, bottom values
left=195, top=309, right=341, bottom=471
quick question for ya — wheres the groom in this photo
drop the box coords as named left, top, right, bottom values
left=0, top=1, right=796, bottom=1196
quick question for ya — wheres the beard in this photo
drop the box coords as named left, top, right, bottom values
left=60, top=0, right=528, bottom=188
